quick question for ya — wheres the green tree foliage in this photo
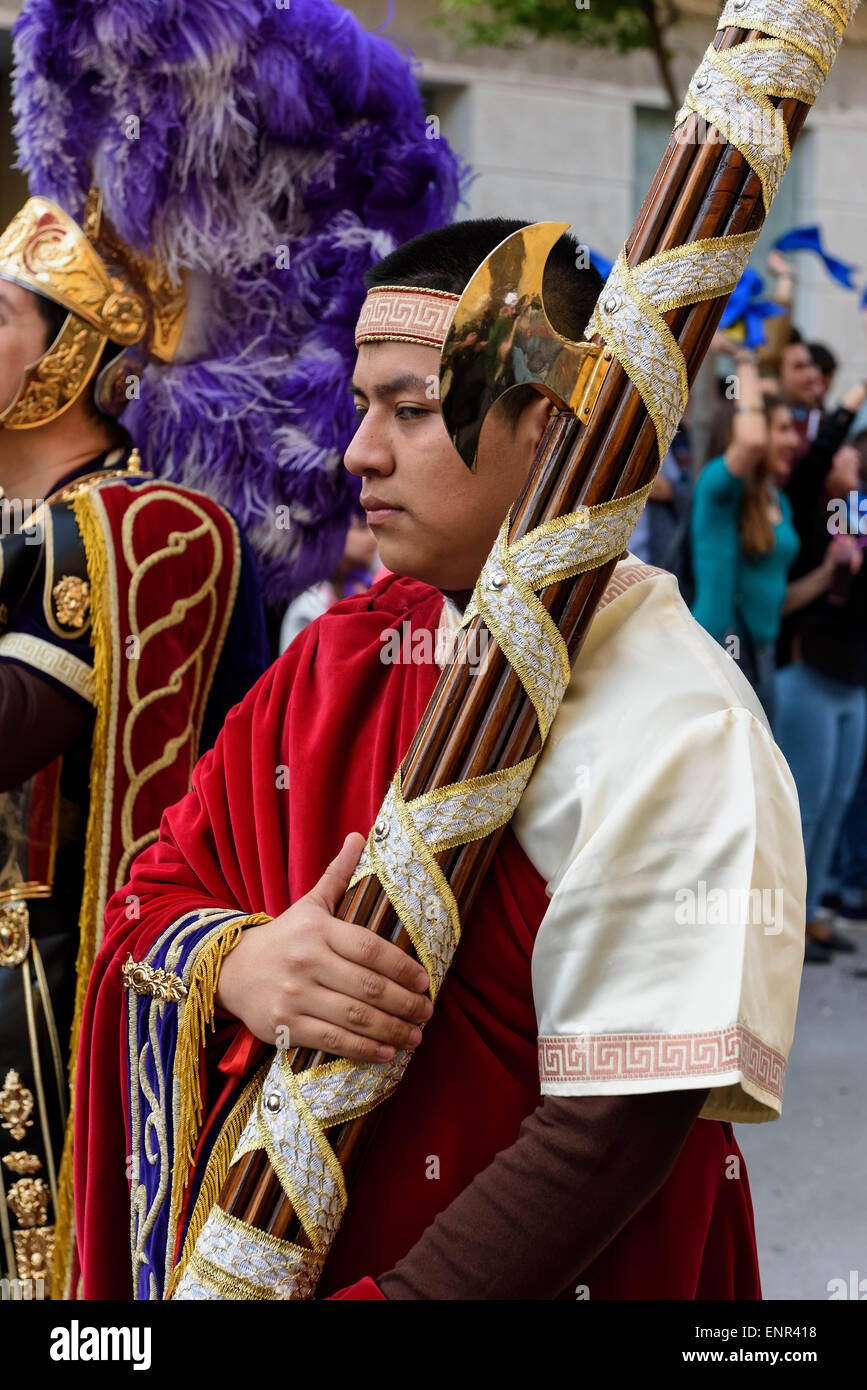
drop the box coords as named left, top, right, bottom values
left=435, top=0, right=681, bottom=112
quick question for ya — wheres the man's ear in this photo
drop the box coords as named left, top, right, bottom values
left=517, top=390, right=557, bottom=471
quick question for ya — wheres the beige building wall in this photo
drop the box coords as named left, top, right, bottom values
left=350, top=0, right=867, bottom=400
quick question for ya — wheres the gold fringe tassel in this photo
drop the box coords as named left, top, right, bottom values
left=53, top=489, right=113, bottom=1300
left=166, top=1064, right=268, bottom=1300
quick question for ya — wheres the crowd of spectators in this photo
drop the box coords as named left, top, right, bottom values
left=630, top=251, right=867, bottom=965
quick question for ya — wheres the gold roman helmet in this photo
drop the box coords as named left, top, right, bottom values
left=0, top=188, right=187, bottom=429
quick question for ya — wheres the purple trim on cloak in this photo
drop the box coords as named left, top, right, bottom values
left=126, top=908, right=248, bottom=1300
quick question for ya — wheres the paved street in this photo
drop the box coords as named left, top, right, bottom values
left=737, top=927, right=867, bottom=1301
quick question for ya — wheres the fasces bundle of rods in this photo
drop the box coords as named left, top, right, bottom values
left=218, top=22, right=815, bottom=1246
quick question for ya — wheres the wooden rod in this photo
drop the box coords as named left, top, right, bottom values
left=213, top=23, right=820, bottom=1258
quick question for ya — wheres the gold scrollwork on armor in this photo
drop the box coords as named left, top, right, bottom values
left=0, top=901, right=31, bottom=967
left=0, top=194, right=185, bottom=434
left=122, top=954, right=188, bottom=1002
left=2, top=317, right=108, bottom=429
left=2, top=1150, right=42, bottom=1175
left=0, top=197, right=125, bottom=332
left=52, top=574, right=91, bottom=629
left=7, top=1175, right=51, bottom=1227
left=0, top=1069, right=35, bottom=1140
left=101, top=288, right=148, bottom=345
left=13, top=1224, right=55, bottom=1284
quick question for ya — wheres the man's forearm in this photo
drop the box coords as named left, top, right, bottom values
left=813, top=404, right=856, bottom=462
left=376, top=1086, right=709, bottom=1300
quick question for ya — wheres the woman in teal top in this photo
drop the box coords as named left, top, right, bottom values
left=691, top=346, right=830, bottom=725
left=691, top=450, right=800, bottom=644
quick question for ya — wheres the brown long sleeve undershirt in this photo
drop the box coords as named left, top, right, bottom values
left=0, top=663, right=89, bottom=790
left=377, top=1087, right=710, bottom=1300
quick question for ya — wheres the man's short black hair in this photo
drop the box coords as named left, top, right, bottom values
left=364, top=217, right=604, bottom=428
left=34, top=291, right=68, bottom=349
left=809, top=341, right=837, bottom=378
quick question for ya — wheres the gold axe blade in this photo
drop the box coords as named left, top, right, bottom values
left=439, top=221, right=610, bottom=471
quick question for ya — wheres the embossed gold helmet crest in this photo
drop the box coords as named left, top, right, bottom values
left=0, top=188, right=187, bottom=430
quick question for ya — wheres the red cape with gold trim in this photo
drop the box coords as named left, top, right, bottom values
left=55, top=471, right=245, bottom=1297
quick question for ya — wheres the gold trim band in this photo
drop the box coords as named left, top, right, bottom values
left=0, top=632, right=94, bottom=705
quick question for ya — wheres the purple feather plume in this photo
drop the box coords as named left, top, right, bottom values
left=12, top=0, right=472, bottom=605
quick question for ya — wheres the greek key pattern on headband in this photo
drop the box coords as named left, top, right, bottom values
left=354, top=284, right=460, bottom=348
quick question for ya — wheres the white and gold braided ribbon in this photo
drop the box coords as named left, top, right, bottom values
left=589, top=232, right=759, bottom=463
left=590, top=0, right=856, bottom=462
left=463, top=487, right=653, bottom=737
left=173, top=486, right=648, bottom=1300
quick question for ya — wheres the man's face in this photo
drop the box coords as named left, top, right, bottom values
left=826, top=443, right=861, bottom=499
left=780, top=342, right=822, bottom=408
left=0, top=280, right=51, bottom=417
left=345, top=341, right=550, bottom=592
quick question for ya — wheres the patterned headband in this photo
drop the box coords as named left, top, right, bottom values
left=354, top=284, right=461, bottom=349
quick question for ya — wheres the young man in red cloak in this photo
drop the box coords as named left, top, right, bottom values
left=75, top=218, right=805, bottom=1301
